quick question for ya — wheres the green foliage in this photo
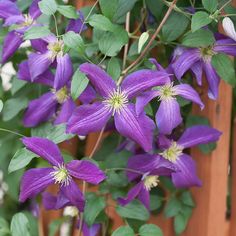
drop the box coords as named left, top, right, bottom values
left=191, top=11, right=212, bottom=32
left=24, top=26, right=51, bottom=40
left=107, top=57, right=121, bottom=80
left=71, top=68, right=89, bottom=100
left=57, top=5, right=78, bottom=19
left=139, top=224, right=163, bottom=236
left=202, top=0, right=218, bottom=13
left=112, top=226, right=135, bottom=236
left=38, top=0, right=58, bottom=16
left=63, top=31, right=85, bottom=54
left=10, top=213, right=30, bottom=236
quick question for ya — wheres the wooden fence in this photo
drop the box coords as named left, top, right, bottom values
left=39, top=0, right=236, bottom=235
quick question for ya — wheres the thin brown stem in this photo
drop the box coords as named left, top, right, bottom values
left=122, top=12, right=131, bottom=70
left=117, top=0, right=178, bottom=85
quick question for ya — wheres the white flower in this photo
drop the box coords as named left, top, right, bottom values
left=222, top=17, right=236, bottom=41
left=0, top=62, right=16, bottom=91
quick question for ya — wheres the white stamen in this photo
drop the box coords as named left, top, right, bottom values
left=160, top=142, right=183, bottom=163
left=158, top=82, right=177, bottom=101
left=103, top=87, right=128, bottom=115
left=144, top=175, right=160, bottom=191
left=51, top=163, right=72, bottom=186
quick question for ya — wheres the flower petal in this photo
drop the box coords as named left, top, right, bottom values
left=222, top=17, right=236, bottom=42
left=135, top=90, right=159, bottom=116
left=177, top=125, right=222, bottom=148
left=174, top=84, right=204, bottom=109
left=121, top=70, right=169, bottom=99
left=0, top=0, right=21, bottom=19
left=66, top=11, right=87, bottom=33
left=61, top=179, right=85, bottom=211
left=3, top=15, right=24, bottom=27
left=149, top=58, right=166, bottom=71
left=30, top=39, right=48, bottom=53
left=28, top=52, right=52, bottom=81
left=79, top=85, right=96, bottom=104
left=137, top=185, right=150, bottom=210
left=172, top=49, right=200, bottom=80
left=203, top=61, right=220, bottom=100
left=214, top=38, right=236, bottom=56
left=155, top=98, right=182, bottom=134
left=22, top=137, right=64, bottom=166
left=19, top=167, right=54, bottom=202
left=29, top=0, right=41, bottom=19
left=191, top=61, right=202, bottom=85
left=23, top=92, right=57, bottom=127
left=67, top=160, right=106, bottom=184
left=114, top=104, right=155, bottom=152
left=79, top=63, right=116, bottom=97
left=54, top=54, right=73, bottom=90
left=67, top=102, right=112, bottom=135
left=18, top=60, right=54, bottom=86
left=172, top=154, right=202, bottom=188
left=82, top=222, right=101, bottom=236
left=54, top=98, right=76, bottom=125
left=2, top=31, right=23, bottom=64
left=118, top=182, right=143, bottom=206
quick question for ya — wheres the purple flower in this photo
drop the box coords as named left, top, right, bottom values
left=172, top=36, right=236, bottom=99
left=66, top=10, right=87, bottom=33
left=19, top=137, right=106, bottom=211
left=136, top=59, right=204, bottom=134
left=18, top=60, right=75, bottom=127
left=67, top=63, right=170, bottom=152
left=0, top=0, right=41, bottom=64
left=118, top=154, right=177, bottom=210
left=28, top=34, right=73, bottom=89
left=157, top=125, right=221, bottom=188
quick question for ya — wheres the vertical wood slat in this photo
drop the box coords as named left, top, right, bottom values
left=182, top=80, right=232, bottom=236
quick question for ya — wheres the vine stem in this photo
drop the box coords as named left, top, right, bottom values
left=122, top=12, right=131, bottom=70
left=0, top=128, right=25, bottom=137
left=77, top=127, right=105, bottom=236
left=117, top=0, right=178, bottom=85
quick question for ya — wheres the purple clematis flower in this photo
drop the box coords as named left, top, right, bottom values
left=136, top=58, right=204, bottom=134
left=28, top=34, right=73, bottom=89
left=172, top=35, right=236, bottom=99
left=19, top=137, right=106, bottom=211
left=66, top=10, right=87, bottom=33
left=18, top=60, right=75, bottom=127
left=0, top=0, right=41, bottom=64
left=67, top=63, right=170, bottom=152
left=157, top=125, right=221, bottom=188
left=118, top=155, right=177, bottom=210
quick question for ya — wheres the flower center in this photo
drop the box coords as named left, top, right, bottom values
left=51, top=163, right=71, bottom=186
left=160, top=142, right=183, bottom=163
left=52, top=86, right=69, bottom=104
left=103, top=88, right=128, bottom=115
left=200, top=46, right=215, bottom=62
left=48, top=40, right=64, bottom=60
left=20, top=14, right=34, bottom=27
left=158, top=83, right=176, bottom=101
left=144, top=175, right=159, bottom=191
left=64, top=206, right=79, bottom=217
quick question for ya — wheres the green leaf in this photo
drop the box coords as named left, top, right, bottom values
left=138, top=32, right=149, bottom=53
left=49, top=219, right=64, bottom=236
left=46, top=124, right=74, bottom=144
left=99, top=0, right=119, bottom=20
left=107, top=57, right=121, bottom=80
left=2, top=97, right=28, bottom=121
left=11, top=77, right=27, bottom=95
left=88, top=14, right=114, bottom=31
left=8, top=148, right=37, bottom=173
left=84, top=194, right=106, bottom=226
left=139, top=224, right=163, bottom=236
left=63, top=31, right=85, bottom=53
left=71, top=68, right=89, bottom=100
left=180, top=191, right=195, bottom=207
left=199, top=142, right=217, bottom=154
left=191, top=11, right=212, bottom=32
left=116, top=200, right=150, bottom=221
left=164, top=197, right=182, bottom=218
left=24, top=26, right=51, bottom=40
left=212, top=53, right=236, bottom=86
left=112, top=226, right=135, bottom=236
left=181, top=29, right=215, bottom=47
left=162, top=12, right=189, bottom=42
left=0, top=100, right=3, bottom=112
left=202, top=0, right=218, bottom=13
left=174, top=213, right=188, bottom=235
left=113, top=0, right=138, bottom=23
left=10, top=213, right=30, bottom=236
left=38, top=0, right=58, bottom=16
left=57, top=5, right=78, bottom=19
left=0, top=218, right=10, bottom=236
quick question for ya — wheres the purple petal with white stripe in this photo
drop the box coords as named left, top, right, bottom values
left=22, top=137, right=64, bottom=166
left=0, top=0, right=21, bottom=19
left=174, top=84, right=204, bottom=109
left=177, top=125, right=222, bottom=148
left=29, top=0, right=41, bottom=19
left=214, top=38, right=236, bottom=56
left=191, top=61, right=203, bottom=85
left=79, top=63, right=116, bottom=97
left=67, top=102, right=112, bottom=135
left=19, top=167, right=54, bottom=202
left=156, top=98, right=182, bottom=134
left=115, top=104, right=155, bottom=152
